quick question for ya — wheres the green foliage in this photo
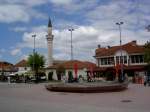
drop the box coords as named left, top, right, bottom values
left=68, top=71, right=73, bottom=82
left=27, top=52, right=45, bottom=75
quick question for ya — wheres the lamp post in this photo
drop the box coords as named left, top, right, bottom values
left=32, top=34, right=36, bottom=78
left=68, top=28, right=74, bottom=60
left=116, top=22, right=124, bottom=82
left=0, top=61, right=2, bottom=75
left=146, top=25, right=150, bottom=32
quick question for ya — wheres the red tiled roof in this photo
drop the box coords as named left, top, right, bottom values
left=0, top=61, right=13, bottom=68
left=15, top=60, right=28, bottom=67
left=0, top=61, right=16, bottom=71
left=95, top=41, right=144, bottom=57
left=48, top=60, right=96, bottom=69
left=83, top=61, right=97, bottom=68
left=53, top=60, right=67, bottom=66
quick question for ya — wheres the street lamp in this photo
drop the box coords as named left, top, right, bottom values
left=0, top=61, right=2, bottom=75
left=145, top=25, right=150, bottom=32
left=68, top=28, right=74, bottom=60
left=116, top=22, right=124, bottom=82
left=32, top=34, right=36, bottom=78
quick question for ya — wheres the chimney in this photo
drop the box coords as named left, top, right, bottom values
left=131, top=40, right=137, bottom=46
left=107, top=46, right=111, bottom=49
left=98, top=44, right=101, bottom=48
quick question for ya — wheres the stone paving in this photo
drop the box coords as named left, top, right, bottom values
left=0, top=82, right=150, bottom=112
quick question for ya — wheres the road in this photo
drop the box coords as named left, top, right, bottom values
left=0, top=83, right=150, bottom=112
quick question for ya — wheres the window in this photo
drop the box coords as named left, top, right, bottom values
left=131, top=56, right=135, bottom=63
left=130, top=55, right=144, bottom=64
left=100, top=57, right=114, bottom=65
left=108, top=57, right=114, bottom=64
left=124, top=56, right=127, bottom=64
left=101, top=58, right=105, bottom=65
left=139, top=55, right=144, bottom=63
left=116, top=56, right=127, bottom=64
left=98, top=59, right=100, bottom=66
left=116, top=56, right=120, bottom=64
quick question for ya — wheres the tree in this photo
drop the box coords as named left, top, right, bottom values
left=144, top=41, right=150, bottom=74
left=27, top=52, right=45, bottom=78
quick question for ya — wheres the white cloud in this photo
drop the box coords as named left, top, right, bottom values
left=50, top=0, right=72, bottom=5
left=20, top=32, right=47, bottom=49
left=11, top=26, right=27, bottom=32
left=11, top=48, right=21, bottom=56
left=0, top=5, right=30, bottom=23
left=50, top=0, right=98, bottom=14
left=20, top=54, right=29, bottom=60
left=21, top=0, right=47, bottom=7
left=0, top=0, right=48, bottom=7
left=14, top=25, right=48, bottom=50
left=86, top=0, right=150, bottom=30
left=0, top=3, right=47, bottom=23
left=32, top=25, right=47, bottom=32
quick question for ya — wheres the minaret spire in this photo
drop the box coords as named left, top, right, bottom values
left=48, top=17, right=52, bottom=27
left=47, top=17, right=54, bottom=66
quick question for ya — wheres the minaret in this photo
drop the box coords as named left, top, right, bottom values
left=47, top=18, right=54, bottom=66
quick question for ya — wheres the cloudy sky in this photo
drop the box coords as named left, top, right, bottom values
left=0, top=0, right=150, bottom=64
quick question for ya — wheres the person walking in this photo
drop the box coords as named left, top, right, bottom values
left=144, top=75, right=147, bottom=86
left=7, top=76, right=10, bottom=84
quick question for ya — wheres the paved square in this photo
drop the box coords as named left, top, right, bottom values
left=0, top=83, right=150, bottom=112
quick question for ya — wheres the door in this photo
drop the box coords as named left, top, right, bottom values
left=48, top=72, right=53, bottom=80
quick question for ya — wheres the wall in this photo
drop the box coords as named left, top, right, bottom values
left=45, top=68, right=87, bottom=81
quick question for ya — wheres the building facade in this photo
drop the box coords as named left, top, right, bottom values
left=46, top=60, right=96, bottom=81
left=0, top=61, right=17, bottom=76
left=94, top=40, right=147, bottom=77
left=15, top=59, right=31, bottom=73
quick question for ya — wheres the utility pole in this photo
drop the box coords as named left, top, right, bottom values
left=68, top=28, right=74, bottom=60
left=116, top=22, right=124, bottom=82
left=32, top=34, right=36, bottom=78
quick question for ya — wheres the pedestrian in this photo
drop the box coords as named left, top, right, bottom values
left=62, top=74, right=66, bottom=83
left=144, top=75, right=147, bottom=86
left=79, top=75, right=83, bottom=83
left=125, top=73, right=128, bottom=81
left=8, top=76, right=10, bottom=84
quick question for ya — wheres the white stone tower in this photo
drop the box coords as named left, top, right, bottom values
left=47, top=18, right=54, bottom=66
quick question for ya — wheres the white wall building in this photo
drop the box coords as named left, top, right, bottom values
left=15, top=60, right=31, bottom=74
left=46, top=60, right=96, bottom=81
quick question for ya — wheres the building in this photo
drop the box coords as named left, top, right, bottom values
left=94, top=40, right=147, bottom=78
left=14, top=59, right=31, bottom=73
left=46, top=60, right=96, bottom=81
left=0, top=61, right=17, bottom=76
